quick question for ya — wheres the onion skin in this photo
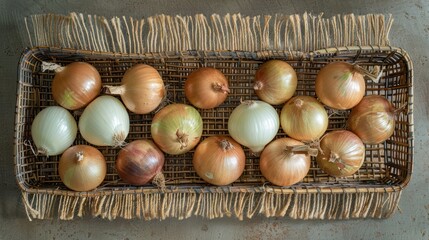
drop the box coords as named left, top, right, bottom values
left=260, top=138, right=311, bottom=186
left=59, top=145, right=106, bottom=192
left=185, top=67, right=230, bottom=109
left=116, top=140, right=165, bottom=186
left=105, top=64, right=165, bottom=114
left=315, top=62, right=365, bottom=110
left=280, top=96, right=328, bottom=142
left=254, top=60, right=298, bottom=105
left=347, top=95, right=396, bottom=144
left=193, top=136, right=245, bottom=186
left=316, top=130, right=365, bottom=177
left=228, top=100, right=279, bottom=153
left=31, top=106, right=78, bottom=156
left=151, top=103, right=203, bottom=155
left=52, top=62, right=101, bottom=110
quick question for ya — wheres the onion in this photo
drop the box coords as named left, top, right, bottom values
left=228, top=100, right=279, bottom=153
left=104, top=64, right=165, bottom=114
left=280, top=96, right=328, bottom=142
left=31, top=106, right=77, bottom=156
left=78, top=95, right=129, bottom=147
left=46, top=62, right=101, bottom=110
left=151, top=103, right=203, bottom=155
left=115, top=140, right=165, bottom=186
left=315, top=62, right=366, bottom=110
left=185, top=67, right=230, bottom=109
left=254, top=60, right=297, bottom=105
left=260, top=138, right=313, bottom=186
left=59, top=145, right=106, bottom=191
left=316, top=130, right=365, bottom=177
left=347, top=95, right=396, bottom=144
left=193, top=136, right=245, bottom=186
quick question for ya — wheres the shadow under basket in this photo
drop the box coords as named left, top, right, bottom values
left=14, top=46, right=413, bottom=221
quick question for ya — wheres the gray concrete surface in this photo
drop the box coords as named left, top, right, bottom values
left=1, top=0, right=428, bottom=239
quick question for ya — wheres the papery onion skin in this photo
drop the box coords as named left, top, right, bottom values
left=193, top=136, right=245, bottom=186
left=52, top=62, right=101, bottom=110
left=104, top=64, right=165, bottom=114
left=151, top=103, right=203, bottom=155
left=115, top=140, right=165, bottom=186
left=59, top=145, right=106, bottom=192
left=78, top=95, right=130, bottom=147
left=228, top=100, right=279, bottom=153
left=316, top=130, right=365, bottom=177
left=280, top=96, right=328, bottom=142
left=260, top=138, right=311, bottom=186
left=185, top=67, right=230, bottom=109
left=315, top=62, right=365, bottom=110
left=31, top=106, right=77, bottom=156
left=254, top=60, right=298, bottom=105
left=347, top=95, right=396, bottom=144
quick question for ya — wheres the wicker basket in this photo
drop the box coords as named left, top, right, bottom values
left=15, top=46, right=413, bottom=220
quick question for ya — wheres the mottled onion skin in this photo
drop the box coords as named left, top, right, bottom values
left=316, top=130, right=365, bottom=177
left=347, top=95, right=396, bottom=145
left=254, top=60, right=298, bottom=105
left=260, top=138, right=311, bottom=186
left=185, top=67, right=229, bottom=109
left=280, top=96, right=328, bottom=142
left=115, top=140, right=165, bottom=186
left=52, top=62, right=101, bottom=110
left=315, top=62, right=365, bottom=110
left=151, top=103, right=203, bottom=155
left=59, top=145, right=106, bottom=192
left=193, top=136, right=245, bottom=186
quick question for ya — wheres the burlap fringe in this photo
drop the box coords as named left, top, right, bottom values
left=25, top=12, right=393, bottom=53
left=21, top=190, right=402, bottom=221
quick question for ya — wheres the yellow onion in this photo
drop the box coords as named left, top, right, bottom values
left=151, top=103, right=203, bottom=155
left=347, top=95, right=396, bottom=144
left=316, top=130, right=365, bottom=177
left=193, top=136, right=245, bottom=186
left=280, top=96, right=328, bottom=142
left=50, top=62, right=101, bottom=110
left=59, top=145, right=106, bottom=191
left=315, top=62, right=365, bottom=110
left=104, top=64, right=165, bottom=114
left=115, top=140, right=165, bottom=186
left=260, top=138, right=313, bottom=186
left=185, top=67, right=230, bottom=109
left=254, top=60, right=297, bottom=105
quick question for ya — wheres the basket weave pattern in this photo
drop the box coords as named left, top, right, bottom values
left=15, top=46, right=413, bottom=220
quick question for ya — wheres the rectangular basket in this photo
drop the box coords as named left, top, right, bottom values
left=14, top=45, right=413, bottom=221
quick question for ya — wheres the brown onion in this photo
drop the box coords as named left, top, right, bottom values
left=260, top=138, right=313, bottom=186
left=104, top=64, right=165, bottom=114
left=347, top=95, right=396, bottom=144
left=315, top=62, right=365, bottom=110
left=185, top=67, right=230, bottom=109
left=151, top=103, right=203, bottom=155
left=193, top=136, right=245, bottom=186
left=280, top=96, right=328, bottom=142
left=316, top=130, right=365, bottom=177
left=59, top=145, right=106, bottom=191
left=115, top=140, right=165, bottom=186
left=254, top=60, right=297, bottom=105
left=52, top=62, right=101, bottom=110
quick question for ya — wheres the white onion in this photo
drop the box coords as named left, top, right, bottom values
left=31, top=106, right=77, bottom=156
left=228, top=100, right=279, bottom=153
left=78, top=95, right=130, bottom=147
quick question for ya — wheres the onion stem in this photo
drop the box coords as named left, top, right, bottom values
left=76, top=151, right=84, bottom=162
left=152, top=172, right=166, bottom=191
left=212, top=82, right=230, bottom=94
left=253, top=81, right=263, bottom=90
left=352, top=64, right=382, bottom=83
left=103, top=85, right=126, bottom=95
left=219, top=139, right=233, bottom=151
